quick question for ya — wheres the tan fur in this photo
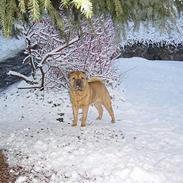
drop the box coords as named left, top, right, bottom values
left=88, top=77, right=103, bottom=83
left=69, top=71, right=115, bottom=127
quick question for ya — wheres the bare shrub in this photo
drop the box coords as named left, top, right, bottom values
left=10, top=15, right=120, bottom=90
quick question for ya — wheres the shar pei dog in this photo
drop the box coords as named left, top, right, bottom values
left=69, top=71, right=115, bottom=127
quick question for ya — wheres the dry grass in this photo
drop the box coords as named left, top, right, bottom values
left=0, top=150, right=19, bottom=183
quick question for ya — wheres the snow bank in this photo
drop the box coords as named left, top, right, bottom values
left=121, top=15, right=183, bottom=46
left=1, top=58, right=183, bottom=183
left=0, top=35, right=25, bottom=62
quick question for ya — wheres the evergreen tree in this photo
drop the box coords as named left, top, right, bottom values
left=0, top=0, right=183, bottom=37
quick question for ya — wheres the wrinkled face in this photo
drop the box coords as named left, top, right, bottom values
left=69, top=71, right=87, bottom=91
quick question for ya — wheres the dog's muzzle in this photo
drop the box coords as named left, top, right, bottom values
left=74, top=79, right=84, bottom=91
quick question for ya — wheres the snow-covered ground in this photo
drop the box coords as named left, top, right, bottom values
left=0, top=58, right=183, bottom=183
left=0, top=35, right=25, bottom=62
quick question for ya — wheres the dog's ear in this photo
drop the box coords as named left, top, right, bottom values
left=81, top=71, right=86, bottom=75
left=68, top=71, right=75, bottom=79
left=81, top=71, right=88, bottom=79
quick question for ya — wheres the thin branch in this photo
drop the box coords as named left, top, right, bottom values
left=38, top=36, right=80, bottom=66
left=18, top=86, right=42, bottom=90
left=8, top=71, right=38, bottom=85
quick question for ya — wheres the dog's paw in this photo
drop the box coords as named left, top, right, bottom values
left=111, top=119, right=115, bottom=123
left=72, top=123, right=77, bottom=127
left=81, top=124, right=86, bottom=127
left=96, top=116, right=102, bottom=120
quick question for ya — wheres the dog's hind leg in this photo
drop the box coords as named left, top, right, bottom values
left=103, top=100, right=115, bottom=123
left=94, top=103, right=103, bottom=120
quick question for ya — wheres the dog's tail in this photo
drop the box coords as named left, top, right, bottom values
left=88, top=77, right=103, bottom=83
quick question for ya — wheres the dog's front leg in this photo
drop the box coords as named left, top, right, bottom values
left=81, top=105, right=89, bottom=127
left=72, top=105, right=79, bottom=127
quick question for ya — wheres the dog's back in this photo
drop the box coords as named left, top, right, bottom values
left=88, top=77, right=111, bottom=103
left=88, top=77, right=103, bottom=83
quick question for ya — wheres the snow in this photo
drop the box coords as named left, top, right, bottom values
left=121, top=15, right=183, bottom=46
left=0, top=35, right=25, bottom=62
left=15, top=176, right=27, bottom=183
left=1, top=57, right=183, bottom=182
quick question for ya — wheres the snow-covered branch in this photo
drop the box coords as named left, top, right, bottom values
left=8, top=71, right=38, bottom=85
left=38, top=36, right=80, bottom=67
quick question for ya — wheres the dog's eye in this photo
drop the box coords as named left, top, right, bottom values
left=81, top=77, right=84, bottom=79
left=72, top=77, right=75, bottom=80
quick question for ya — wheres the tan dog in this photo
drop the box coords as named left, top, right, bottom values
left=69, top=71, right=115, bottom=127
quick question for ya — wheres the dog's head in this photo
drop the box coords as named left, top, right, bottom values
left=68, top=71, right=87, bottom=91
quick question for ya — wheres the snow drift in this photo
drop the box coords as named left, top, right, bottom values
left=0, top=57, right=183, bottom=183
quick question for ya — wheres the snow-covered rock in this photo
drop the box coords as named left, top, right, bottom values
left=0, top=35, right=25, bottom=62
